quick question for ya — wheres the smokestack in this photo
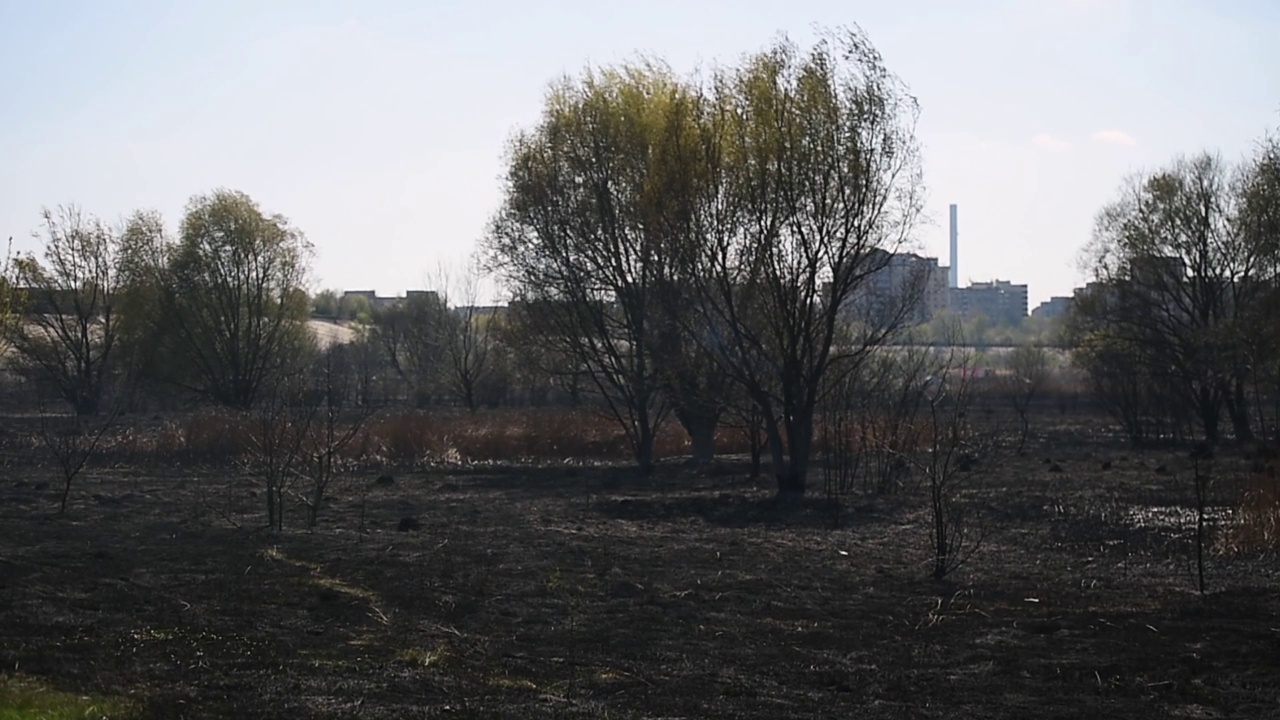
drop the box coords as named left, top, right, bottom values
left=948, top=204, right=958, bottom=289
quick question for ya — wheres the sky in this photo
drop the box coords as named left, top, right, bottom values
left=1, top=0, right=1278, bottom=307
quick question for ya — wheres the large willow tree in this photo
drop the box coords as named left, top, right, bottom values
left=158, top=190, right=314, bottom=410
left=687, top=27, right=926, bottom=496
left=487, top=26, right=926, bottom=486
left=486, top=61, right=711, bottom=472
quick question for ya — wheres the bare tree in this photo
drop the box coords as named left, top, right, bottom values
left=686, top=26, right=926, bottom=497
left=905, top=345, right=999, bottom=580
left=346, top=320, right=387, bottom=407
left=998, top=343, right=1051, bottom=453
left=1077, top=152, right=1279, bottom=444
left=1068, top=316, right=1169, bottom=444
left=856, top=341, right=937, bottom=496
left=301, top=343, right=375, bottom=528
left=7, top=206, right=124, bottom=415
left=32, top=382, right=120, bottom=514
left=819, top=365, right=865, bottom=527
left=369, top=291, right=450, bottom=406
left=1236, top=132, right=1280, bottom=443
left=434, top=259, right=498, bottom=412
left=243, top=373, right=316, bottom=531
left=0, top=238, right=24, bottom=360
left=495, top=308, right=588, bottom=406
left=822, top=340, right=936, bottom=526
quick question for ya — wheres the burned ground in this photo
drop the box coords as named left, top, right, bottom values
left=1, top=417, right=1278, bottom=718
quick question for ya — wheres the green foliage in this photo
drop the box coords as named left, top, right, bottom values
left=112, top=210, right=172, bottom=411
left=485, top=24, right=925, bottom=486
left=0, top=239, right=25, bottom=360
left=312, top=288, right=340, bottom=318
left=6, top=206, right=124, bottom=415
left=1073, top=146, right=1280, bottom=443
left=688, top=25, right=925, bottom=493
left=915, top=311, right=1063, bottom=348
left=0, top=674, right=137, bottom=719
left=368, top=292, right=451, bottom=406
left=158, top=189, right=315, bottom=409
left=486, top=57, right=704, bottom=470
left=339, top=292, right=372, bottom=322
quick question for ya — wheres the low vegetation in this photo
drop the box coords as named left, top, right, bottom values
left=1, top=411, right=1278, bottom=718
left=1, top=19, right=1277, bottom=720
left=0, top=674, right=137, bottom=720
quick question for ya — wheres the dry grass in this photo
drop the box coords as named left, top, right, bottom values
left=364, top=408, right=616, bottom=464
left=93, top=410, right=250, bottom=464
left=39, top=405, right=1001, bottom=471
left=7, top=395, right=1063, bottom=471
left=1220, top=458, right=1280, bottom=555
left=361, top=408, right=704, bottom=464
left=79, top=407, right=737, bottom=468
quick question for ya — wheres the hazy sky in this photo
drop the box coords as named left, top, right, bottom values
left=2, top=0, right=1277, bottom=306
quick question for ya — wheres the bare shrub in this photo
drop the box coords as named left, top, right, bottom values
left=819, top=343, right=936, bottom=528
left=37, top=410, right=119, bottom=514
left=115, top=411, right=250, bottom=465
left=300, top=345, right=376, bottom=527
left=997, top=344, right=1051, bottom=453
left=903, top=347, right=1003, bottom=580
left=242, top=380, right=316, bottom=531
left=858, top=346, right=936, bottom=495
left=30, top=383, right=120, bottom=514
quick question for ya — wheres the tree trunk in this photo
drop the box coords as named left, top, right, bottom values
left=276, top=486, right=285, bottom=531
left=932, top=478, right=947, bottom=579
left=634, top=417, right=656, bottom=475
left=689, top=420, right=717, bottom=464
left=1198, top=388, right=1221, bottom=444
left=463, top=380, right=477, bottom=413
left=778, top=411, right=814, bottom=499
left=674, top=404, right=720, bottom=465
left=59, top=475, right=73, bottom=514
left=75, top=395, right=100, bottom=416
left=267, top=480, right=277, bottom=530
left=308, top=475, right=324, bottom=528
left=1225, top=379, right=1254, bottom=443
left=742, top=405, right=765, bottom=478
left=761, top=410, right=789, bottom=494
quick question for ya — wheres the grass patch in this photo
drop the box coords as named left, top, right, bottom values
left=488, top=676, right=539, bottom=692
left=0, top=675, right=137, bottom=720
left=396, top=646, right=450, bottom=669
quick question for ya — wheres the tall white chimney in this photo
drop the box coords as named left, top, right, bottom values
left=948, top=204, right=959, bottom=289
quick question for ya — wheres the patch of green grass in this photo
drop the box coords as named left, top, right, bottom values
left=0, top=674, right=137, bottom=720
